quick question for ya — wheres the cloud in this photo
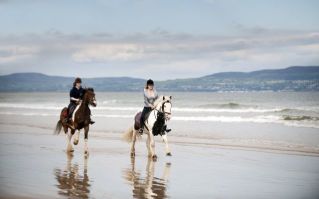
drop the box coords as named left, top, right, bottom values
left=72, top=44, right=146, bottom=62
left=0, top=29, right=318, bottom=79
left=0, top=45, right=39, bottom=64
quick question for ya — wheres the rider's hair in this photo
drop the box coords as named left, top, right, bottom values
left=73, top=77, right=82, bottom=87
left=145, top=79, right=154, bottom=89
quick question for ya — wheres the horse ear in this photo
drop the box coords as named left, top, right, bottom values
left=163, top=96, right=165, bottom=100
left=170, top=96, right=172, bottom=99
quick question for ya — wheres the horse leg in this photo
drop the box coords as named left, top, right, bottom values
left=162, top=134, right=172, bottom=156
left=84, top=126, right=89, bottom=155
left=146, top=131, right=152, bottom=158
left=149, top=130, right=157, bottom=160
left=63, top=125, right=68, bottom=134
left=73, top=130, right=80, bottom=145
left=145, top=157, right=156, bottom=197
left=162, top=162, right=172, bottom=182
left=130, top=129, right=137, bottom=157
left=66, top=129, right=75, bottom=153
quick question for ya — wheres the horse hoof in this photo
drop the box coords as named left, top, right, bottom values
left=73, top=140, right=79, bottom=145
left=166, top=152, right=172, bottom=156
left=152, top=155, right=157, bottom=161
left=67, top=149, right=74, bottom=153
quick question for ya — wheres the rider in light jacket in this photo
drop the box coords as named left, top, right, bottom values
left=139, top=79, right=171, bottom=134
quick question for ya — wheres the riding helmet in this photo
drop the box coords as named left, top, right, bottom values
left=146, top=79, right=154, bottom=86
left=74, top=77, right=82, bottom=84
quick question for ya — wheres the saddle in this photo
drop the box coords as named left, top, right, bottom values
left=134, top=111, right=152, bottom=130
left=62, top=108, right=68, bottom=118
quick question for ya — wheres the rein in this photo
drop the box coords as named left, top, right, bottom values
left=76, top=91, right=92, bottom=124
left=149, top=100, right=171, bottom=136
left=154, top=101, right=172, bottom=118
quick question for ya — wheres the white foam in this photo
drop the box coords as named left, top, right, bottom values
left=0, top=103, right=284, bottom=113
left=173, top=107, right=282, bottom=113
left=1, top=111, right=318, bottom=128
left=0, top=111, right=58, bottom=116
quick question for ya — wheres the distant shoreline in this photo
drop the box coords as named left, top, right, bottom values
left=1, top=66, right=318, bottom=92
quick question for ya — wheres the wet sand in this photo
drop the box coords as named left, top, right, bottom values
left=1, top=125, right=319, bottom=199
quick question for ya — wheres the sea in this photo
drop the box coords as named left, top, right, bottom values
left=0, top=91, right=319, bottom=151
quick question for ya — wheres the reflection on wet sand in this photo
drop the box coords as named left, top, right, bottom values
left=123, top=157, right=171, bottom=199
left=54, top=154, right=91, bottom=199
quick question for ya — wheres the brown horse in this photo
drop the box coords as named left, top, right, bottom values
left=55, top=88, right=97, bottom=154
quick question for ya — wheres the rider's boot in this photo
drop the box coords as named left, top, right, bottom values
left=163, top=125, right=171, bottom=133
left=63, top=118, right=68, bottom=124
left=89, top=116, right=95, bottom=124
left=138, top=127, right=143, bottom=134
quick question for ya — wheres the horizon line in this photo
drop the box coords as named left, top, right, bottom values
left=1, top=65, right=318, bottom=81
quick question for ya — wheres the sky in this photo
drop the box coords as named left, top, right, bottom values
left=0, top=0, right=318, bottom=80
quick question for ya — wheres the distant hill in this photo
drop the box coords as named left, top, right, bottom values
left=0, top=66, right=318, bottom=92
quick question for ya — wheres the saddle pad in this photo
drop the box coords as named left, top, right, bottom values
left=62, top=107, right=68, bottom=118
left=134, top=112, right=142, bottom=130
left=134, top=111, right=152, bottom=130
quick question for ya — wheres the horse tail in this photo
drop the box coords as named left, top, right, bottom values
left=122, top=126, right=134, bottom=142
left=122, top=126, right=142, bottom=143
left=54, top=120, right=62, bottom=135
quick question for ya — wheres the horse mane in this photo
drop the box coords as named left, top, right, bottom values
left=83, top=87, right=94, bottom=93
left=154, top=96, right=163, bottom=108
left=82, top=87, right=94, bottom=96
left=154, top=96, right=171, bottom=109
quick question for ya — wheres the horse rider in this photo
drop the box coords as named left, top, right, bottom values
left=139, top=79, right=171, bottom=134
left=66, top=77, right=94, bottom=129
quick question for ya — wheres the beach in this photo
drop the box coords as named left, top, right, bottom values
left=1, top=123, right=319, bottom=199
left=1, top=92, right=319, bottom=198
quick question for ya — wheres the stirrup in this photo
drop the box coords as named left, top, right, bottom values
left=90, top=120, right=95, bottom=125
left=68, top=124, right=75, bottom=130
left=68, top=120, right=75, bottom=130
left=138, top=128, right=143, bottom=134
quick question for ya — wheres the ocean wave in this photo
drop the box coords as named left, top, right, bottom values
left=197, top=102, right=256, bottom=109
left=276, top=108, right=319, bottom=114
left=283, top=115, right=319, bottom=121
left=173, top=107, right=282, bottom=113
left=0, top=103, right=319, bottom=115
left=0, top=103, right=63, bottom=110
left=0, top=111, right=58, bottom=116
left=102, top=99, right=118, bottom=104
left=1, top=111, right=318, bottom=128
left=174, top=115, right=319, bottom=128
left=0, top=103, right=282, bottom=113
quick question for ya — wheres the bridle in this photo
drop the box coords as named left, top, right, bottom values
left=155, top=100, right=172, bottom=119
left=83, top=90, right=96, bottom=107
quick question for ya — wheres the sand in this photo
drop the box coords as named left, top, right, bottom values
left=0, top=124, right=319, bottom=199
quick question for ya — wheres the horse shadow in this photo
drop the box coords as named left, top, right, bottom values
left=54, top=153, right=91, bottom=199
left=123, top=157, right=171, bottom=199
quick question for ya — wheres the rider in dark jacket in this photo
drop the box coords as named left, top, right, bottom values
left=68, top=77, right=84, bottom=119
left=67, top=77, right=94, bottom=129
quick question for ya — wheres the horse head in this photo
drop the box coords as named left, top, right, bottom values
left=155, top=95, right=172, bottom=120
left=83, top=88, right=97, bottom=107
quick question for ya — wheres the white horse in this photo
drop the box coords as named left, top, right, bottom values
left=123, top=157, right=171, bottom=198
left=123, top=96, right=172, bottom=160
